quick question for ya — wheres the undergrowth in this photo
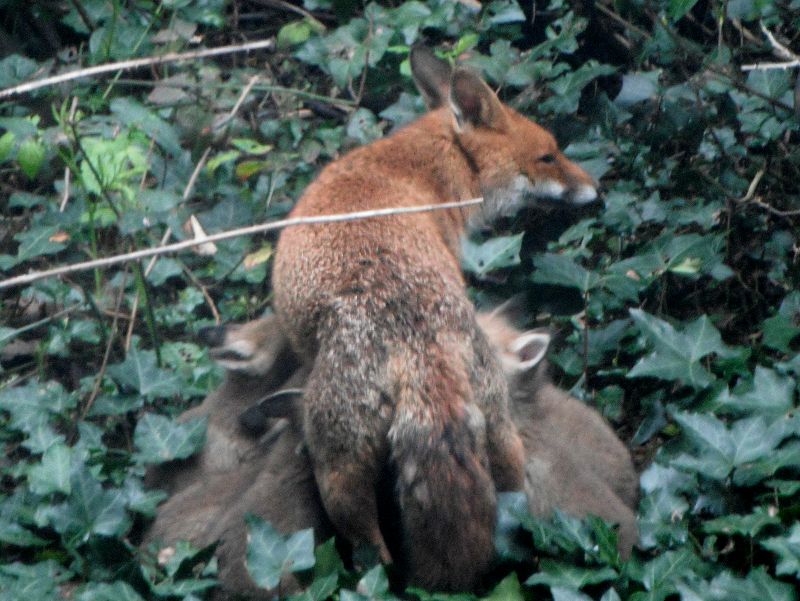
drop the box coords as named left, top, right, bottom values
left=1, top=0, right=799, bottom=599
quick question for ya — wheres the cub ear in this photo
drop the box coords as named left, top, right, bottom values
left=449, top=68, right=507, bottom=131
left=410, top=45, right=453, bottom=109
left=508, top=331, right=550, bottom=373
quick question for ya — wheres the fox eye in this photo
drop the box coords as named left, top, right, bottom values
left=538, top=154, right=556, bottom=164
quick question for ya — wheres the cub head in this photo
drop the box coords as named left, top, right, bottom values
left=198, top=313, right=293, bottom=376
left=476, top=310, right=552, bottom=398
left=410, top=46, right=599, bottom=226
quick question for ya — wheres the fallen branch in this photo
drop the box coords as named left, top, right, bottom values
left=0, top=39, right=274, bottom=100
left=741, top=23, right=800, bottom=71
left=0, top=198, right=483, bottom=290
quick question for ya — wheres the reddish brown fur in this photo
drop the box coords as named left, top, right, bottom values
left=144, top=307, right=637, bottom=598
left=272, top=47, right=595, bottom=590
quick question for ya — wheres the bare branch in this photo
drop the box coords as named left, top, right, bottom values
left=0, top=39, right=274, bottom=100
left=741, top=60, right=800, bottom=72
left=741, top=23, right=800, bottom=71
left=761, top=22, right=800, bottom=62
left=0, top=198, right=484, bottom=290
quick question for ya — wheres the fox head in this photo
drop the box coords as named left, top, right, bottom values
left=198, top=313, right=293, bottom=376
left=410, top=46, right=599, bottom=226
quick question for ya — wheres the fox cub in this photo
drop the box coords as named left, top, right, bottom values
left=475, top=312, right=639, bottom=557
left=271, top=46, right=597, bottom=590
left=215, top=312, right=637, bottom=561
left=144, top=314, right=300, bottom=496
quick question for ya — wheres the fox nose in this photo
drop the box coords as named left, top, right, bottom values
left=570, top=184, right=599, bottom=205
left=198, top=325, right=226, bottom=348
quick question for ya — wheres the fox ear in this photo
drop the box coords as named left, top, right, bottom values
left=410, top=45, right=453, bottom=109
left=508, top=331, right=550, bottom=373
left=449, top=68, right=507, bottom=131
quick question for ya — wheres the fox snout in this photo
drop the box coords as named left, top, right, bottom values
left=530, top=176, right=599, bottom=206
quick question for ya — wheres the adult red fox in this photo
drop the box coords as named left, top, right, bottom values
left=271, top=46, right=598, bottom=590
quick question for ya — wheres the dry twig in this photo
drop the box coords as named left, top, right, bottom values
left=0, top=39, right=274, bottom=100
left=0, top=198, right=484, bottom=291
left=741, top=23, right=800, bottom=71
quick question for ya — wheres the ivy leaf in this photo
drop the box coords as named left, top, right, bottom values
left=0, top=560, right=72, bottom=601
left=121, top=478, right=167, bottom=517
left=494, top=491, right=530, bottom=562
left=713, top=367, right=795, bottom=415
left=762, top=313, right=800, bottom=352
left=133, top=413, right=207, bottom=464
left=733, top=440, right=800, bottom=486
left=0, top=519, right=48, bottom=547
left=48, top=468, right=131, bottom=545
left=672, top=412, right=791, bottom=481
left=628, top=311, right=727, bottom=388
left=17, top=137, right=45, bottom=179
left=462, top=233, right=523, bottom=278
left=356, top=565, right=390, bottom=597
left=668, top=0, right=701, bottom=20
left=761, top=523, right=800, bottom=578
left=14, top=225, right=67, bottom=263
left=74, top=581, right=147, bottom=601
left=482, top=573, right=524, bottom=601
left=532, top=253, right=600, bottom=293
left=110, top=98, right=182, bottom=156
left=551, top=588, right=594, bottom=601
left=28, top=443, right=73, bottom=496
left=246, top=515, right=315, bottom=591
left=526, top=560, right=617, bottom=589
left=106, top=343, right=183, bottom=400
left=0, top=53, right=40, bottom=87
left=0, top=129, right=15, bottom=161
left=541, top=62, right=616, bottom=114
left=762, top=292, right=800, bottom=353
left=702, top=507, right=781, bottom=538
left=631, top=548, right=698, bottom=600
left=615, top=71, right=660, bottom=107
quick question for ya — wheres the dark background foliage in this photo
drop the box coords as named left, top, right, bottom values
left=0, top=0, right=799, bottom=599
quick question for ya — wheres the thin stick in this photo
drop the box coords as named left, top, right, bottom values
left=741, top=23, right=800, bottom=71
left=594, top=1, right=653, bottom=40
left=247, top=0, right=326, bottom=31
left=0, top=198, right=483, bottom=290
left=83, top=271, right=128, bottom=418
left=741, top=60, right=800, bottom=72
left=214, top=74, right=260, bottom=131
left=126, top=147, right=209, bottom=350
left=0, top=39, right=274, bottom=100
left=761, top=22, right=799, bottom=62
left=59, top=97, right=80, bottom=212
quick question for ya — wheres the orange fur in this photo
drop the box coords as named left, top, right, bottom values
left=271, top=47, right=597, bottom=591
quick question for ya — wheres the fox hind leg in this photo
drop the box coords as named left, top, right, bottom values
left=301, top=347, right=394, bottom=565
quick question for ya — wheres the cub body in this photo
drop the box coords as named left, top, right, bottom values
left=272, top=47, right=596, bottom=590
left=144, top=314, right=298, bottom=496
left=476, top=311, right=638, bottom=556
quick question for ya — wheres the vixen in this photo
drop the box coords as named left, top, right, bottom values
left=271, top=46, right=598, bottom=590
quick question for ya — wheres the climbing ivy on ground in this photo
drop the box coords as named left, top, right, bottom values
left=1, top=0, right=799, bottom=599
